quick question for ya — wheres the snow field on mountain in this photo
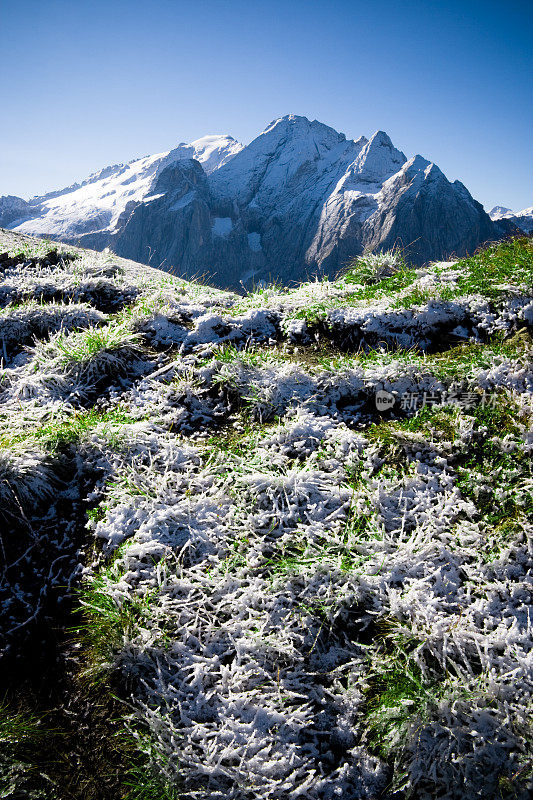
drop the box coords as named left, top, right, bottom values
left=0, top=232, right=532, bottom=799
left=9, top=134, right=244, bottom=240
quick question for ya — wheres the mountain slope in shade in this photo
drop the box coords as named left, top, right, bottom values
left=359, top=157, right=496, bottom=264
left=2, top=115, right=503, bottom=288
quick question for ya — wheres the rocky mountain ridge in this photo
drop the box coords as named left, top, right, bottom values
left=0, top=115, right=519, bottom=288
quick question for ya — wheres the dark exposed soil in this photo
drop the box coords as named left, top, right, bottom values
left=3, top=640, right=132, bottom=800
left=0, top=459, right=137, bottom=800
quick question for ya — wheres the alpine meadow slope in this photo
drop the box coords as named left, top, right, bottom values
left=0, top=227, right=532, bottom=800
left=0, top=116, right=508, bottom=289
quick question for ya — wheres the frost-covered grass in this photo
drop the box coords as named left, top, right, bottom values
left=5, top=236, right=75, bottom=261
left=45, top=321, right=141, bottom=366
left=77, top=546, right=159, bottom=683
left=0, top=702, right=44, bottom=746
left=341, top=248, right=408, bottom=285
left=2, top=230, right=533, bottom=800
left=271, top=237, right=533, bottom=330
left=0, top=441, right=57, bottom=517
left=0, top=701, right=51, bottom=799
left=34, top=407, right=141, bottom=452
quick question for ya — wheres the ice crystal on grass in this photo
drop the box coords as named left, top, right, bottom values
left=341, top=248, right=409, bottom=285
left=0, top=301, right=106, bottom=364
left=0, top=444, right=57, bottom=518
left=2, top=233, right=533, bottom=800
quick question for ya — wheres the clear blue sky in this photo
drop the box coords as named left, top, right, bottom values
left=1, top=0, right=531, bottom=210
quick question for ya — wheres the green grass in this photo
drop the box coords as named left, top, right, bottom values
left=368, top=389, right=526, bottom=451
left=76, top=549, right=159, bottom=683
left=0, top=698, right=179, bottom=800
left=50, top=321, right=141, bottom=366
left=367, top=394, right=532, bottom=560
left=361, top=622, right=526, bottom=794
left=261, top=495, right=379, bottom=581
left=365, top=651, right=442, bottom=759
left=391, top=283, right=459, bottom=309
left=203, top=420, right=270, bottom=459
left=340, top=248, right=408, bottom=285
left=209, top=342, right=288, bottom=369
left=286, top=267, right=422, bottom=324
left=231, top=278, right=286, bottom=310
left=447, top=236, right=533, bottom=298
left=0, top=406, right=141, bottom=454
left=287, top=267, right=418, bottom=325
left=199, top=330, right=532, bottom=387
left=0, top=702, right=45, bottom=746
left=428, top=330, right=533, bottom=380
left=118, top=729, right=181, bottom=800
left=454, top=402, right=533, bottom=530
left=391, top=236, right=533, bottom=307
left=275, top=249, right=419, bottom=326
left=285, top=237, right=533, bottom=324
left=39, top=407, right=140, bottom=451
left=353, top=266, right=420, bottom=300
left=367, top=400, right=466, bottom=445
left=361, top=624, right=448, bottom=766
left=0, top=701, right=58, bottom=799
left=5, top=238, right=77, bottom=261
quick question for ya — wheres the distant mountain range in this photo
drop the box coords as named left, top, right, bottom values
left=1, top=115, right=527, bottom=288
left=489, top=205, right=533, bottom=234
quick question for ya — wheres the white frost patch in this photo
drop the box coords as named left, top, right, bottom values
left=3, top=232, right=533, bottom=800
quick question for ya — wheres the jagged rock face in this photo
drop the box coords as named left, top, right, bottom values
left=111, top=159, right=267, bottom=288
left=2, top=135, right=243, bottom=242
left=209, top=116, right=372, bottom=283
left=2, top=115, right=506, bottom=288
left=360, top=157, right=496, bottom=263
left=111, top=160, right=213, bottom=272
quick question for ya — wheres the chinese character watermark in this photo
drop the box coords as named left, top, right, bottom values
left=375, top=387, right=500, bottom=411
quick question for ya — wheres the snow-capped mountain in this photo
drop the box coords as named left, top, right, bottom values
left=1, top=115, right=503, bottom=287
left=489, top=205, right=533, bottom=234
left=489, top=206, right=513, bottom=219
left=2, top=135, right=242, bottom=242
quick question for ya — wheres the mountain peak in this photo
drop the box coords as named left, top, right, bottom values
left=259, top=114, right=347, bottom=145
left=187, top=134, right=244, bottom=173
left=262, top=113, right=310, bottom=132
left=369, top=130, right=394, bottom=146
left=489, top=205, right=514, bottom=219
left=404, top=154, right=432, bottom=172
left=353, top=130, right=406, bottom=183
left=2, top=115, right=502, bottom=284
left=488, top=205, right=533, bottom=233
left=210, top=115, right=356, bottom=204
